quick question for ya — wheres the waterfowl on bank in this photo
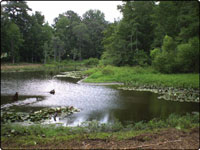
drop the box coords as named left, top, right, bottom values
left=50, top=89, right=55, bottom=95
left=13, top=92, right=18, bottom=101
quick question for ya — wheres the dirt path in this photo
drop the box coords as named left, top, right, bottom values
left=2, top=128, right=199, bottom=149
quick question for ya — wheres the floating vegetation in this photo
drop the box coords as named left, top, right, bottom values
left=54, top=71, right=84, bottom=79
left=1, top=106, right=80, bottom=124
left=118, top=86, right=199, bottom=103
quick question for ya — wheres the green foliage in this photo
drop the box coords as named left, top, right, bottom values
left=152, top=51, right=174, bottom=73
left=1, top=1, right=199, bottom=74
left=133, top=50, right=149, bottom=66
left=176, top=37, right=199, bottom=73
left=167, top=113, right=199, bottom=129
left=101, top=65, right=115, bottom=75
left=150, top=48, right=160, bottom=60
left=102, top=1, right=154, bottom=66
left=84, top=58, right=99, bottom=66
left=1, top=113, right=199, bottom=142
left=9, top=23, right=23, bottom=62
left=84, top=66, right=199, bottom=89
left=162, top=35, right=176, bottom=53
left=82, top=9, right=108, bottom=59
left=151, top=36, right=177, bottom=73
left=151, top=35, right=199, bottom=73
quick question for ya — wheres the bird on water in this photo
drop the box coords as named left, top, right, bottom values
left=13, top=92, right=18, bottom=101
left=50, top=89, right=55, bottom=94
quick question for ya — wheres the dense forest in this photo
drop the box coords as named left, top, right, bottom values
left=1, top=1, right=199, bottom=73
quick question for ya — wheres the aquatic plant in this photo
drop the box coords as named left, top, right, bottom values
left=1, top=106, right=80, bottom=123
left=118, top=86, right=199, bottom=103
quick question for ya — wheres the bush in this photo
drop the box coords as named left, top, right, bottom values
left=176, top=37, right=199, bottom=73
left=101, top=65, right=115, bottom=75
left=133, top=50, right=150, bottom=66
left=150, top=48, right=161, bottom=60
left=133, top=121, right=147, bottom=130
left=151, top=35, right=178, bottom=73
left=152, top=51, right=177, bottom=73
left=151, top=36, right=199, bottom=73
left=84, top=58, right=99, bottom=66
left=162, top=35, right=177, bottom=53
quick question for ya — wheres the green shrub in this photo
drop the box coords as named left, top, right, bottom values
left=150, top=48, right=161, bottom=60
left=111, top=120, right=124, bottom=132
left=101, top=65, right=115, bottom=75
left=133, top=121, right=147, bottom=130
left=151, top=36, right=199, bottom=73
left=151, top=35, right=178, bottom=73
left=166, top=114, right=180, bottom=127
left=162, top=35, right=177, bottom=53
left=152, top=51, right=177, bottom=73
left=176, top=37, right=199, bottom=73
left=133, top=50, right=150, bottom=66
left=84, top=58, right=99, bottom=66
left=83, top=67, right=100, bottom=76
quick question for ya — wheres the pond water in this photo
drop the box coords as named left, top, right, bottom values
left=1, top=71, right=199, bottom=126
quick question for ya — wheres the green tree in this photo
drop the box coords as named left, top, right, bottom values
left=177, top=1, right=199, bottom=43
left=82, top=9, right=108, bottom=58
left=161, top=35, right=176, bottom=53
left=102, top=1, right=155, bottom=66
left=72, top=23, right=90, bottom=60
left=26, top=11, right=46, bottom=62
left=176, top=37, right=199, bottom=73
left=42, top=23, right=53, bottom=63
left=151, top=35, right=177, bottom=73
left=6, top=22, right=23, bottom=63
left=151, top=1, right=180, bottom=48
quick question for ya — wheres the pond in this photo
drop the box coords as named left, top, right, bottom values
left=1, top=71, right=199, bottom=126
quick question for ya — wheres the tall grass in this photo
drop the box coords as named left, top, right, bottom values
left=1, top=113, right=199, bottom=139
left=83, top=66, right=199, bottom=89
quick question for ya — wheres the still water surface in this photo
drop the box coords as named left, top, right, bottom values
left=1, top=71, right=199, bottom=126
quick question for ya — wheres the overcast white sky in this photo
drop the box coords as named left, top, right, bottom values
left=26, top=1, right=123, bottom=25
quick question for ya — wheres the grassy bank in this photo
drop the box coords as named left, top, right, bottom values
left=1, top=61, right=94, bottom=73
left=1, top=63, right=44, bottom=72
left=1, top=113, right=199, bottom=148
left=83, top=66, right=199, bottom=89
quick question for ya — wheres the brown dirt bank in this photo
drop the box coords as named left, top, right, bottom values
left=2, top=127, right=199, bottom=149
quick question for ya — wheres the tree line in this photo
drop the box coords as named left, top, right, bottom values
left=1, top=1, right=199, bottom=73
left=1, top=1, right=108, bottom=63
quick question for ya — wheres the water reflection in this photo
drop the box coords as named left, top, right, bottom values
left=1, top=71, right=199, bottom=126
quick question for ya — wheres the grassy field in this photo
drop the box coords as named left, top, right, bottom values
left=83, top=66, right=199, bottom=89
left=1, top=113, right=199, bottom=148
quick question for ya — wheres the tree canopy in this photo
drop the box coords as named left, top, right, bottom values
left=1, top=1, right=199, bottom=73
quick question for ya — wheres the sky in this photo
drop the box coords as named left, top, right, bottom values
left=26, top=1, right=123, bottom=25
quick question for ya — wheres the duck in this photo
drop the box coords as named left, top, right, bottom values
left=50, top=89, right=55, bottom=95
left=13, top=92, right=18, bottom=101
